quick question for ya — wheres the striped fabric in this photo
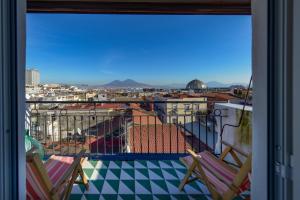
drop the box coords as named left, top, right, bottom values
left=26, top=155, right=74, bottom=200
left=182, top=151, right=250, bottom=195
left=26, top=162, right=50, bottom=200
left=45, top=155, right=74, bottom=186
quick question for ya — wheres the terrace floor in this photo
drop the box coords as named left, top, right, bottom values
left=70, top=158, right=250, bottom=200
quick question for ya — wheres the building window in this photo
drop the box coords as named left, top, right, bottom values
left=184, top=104, right=190, bottom=112
left=172, top=104, right=177, bottom=110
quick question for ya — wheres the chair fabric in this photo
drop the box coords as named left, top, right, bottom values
left=26, top=155, right=74, bottom=200
left=26, top=161, right=49, bottom=199
left=45, top=155, right=74, bottom=186
left=181, top=151, right=250, bottom=195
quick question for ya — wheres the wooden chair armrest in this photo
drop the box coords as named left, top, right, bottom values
left=219, top=145, right=232, bottom=160
left=187, top=149, right=201, bottom=159
left=221, top=141, right=249, bottom=157
left=221, top=141, right=250, bottom=168
left=51, top=150, right=86, bottom=194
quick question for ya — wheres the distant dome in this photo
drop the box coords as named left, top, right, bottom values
left=186, top=79, right=206, bottom=90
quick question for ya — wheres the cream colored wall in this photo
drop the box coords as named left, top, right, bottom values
left=165, top=97, right=207, bottom=124
left=86, top=92, right=97, bottom=99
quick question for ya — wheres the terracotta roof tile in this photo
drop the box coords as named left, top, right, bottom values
left=132, top=110, right=162, bottom=125
left=129, top=124, right=211, bottom=153
left=64, top=103, right=125, bottom=110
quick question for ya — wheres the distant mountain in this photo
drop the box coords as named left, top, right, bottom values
left=61, top=80, right=247, bottom=89
left=205, top=81, right=228, bottom=88
left=102, top=79, right=152, bottom=88
left=205, top=81, right=247, bottom=88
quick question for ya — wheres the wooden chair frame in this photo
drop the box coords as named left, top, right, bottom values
left=179, top=141, right=252, bottom=200
left=26, top=149, right=89, bottom=200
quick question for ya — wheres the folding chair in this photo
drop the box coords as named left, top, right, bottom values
left=26, top=149, right=89, bottom=200
left=179, top=141, right=251, bottom=200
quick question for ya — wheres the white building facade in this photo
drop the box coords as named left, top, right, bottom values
left=26, top=68, right=40, bottom=86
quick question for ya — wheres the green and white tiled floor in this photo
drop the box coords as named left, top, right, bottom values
left=70, top=159, right=249, bottom=200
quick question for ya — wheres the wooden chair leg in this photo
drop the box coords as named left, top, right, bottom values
left=63, top=166, right=81, bottom=200
left=178, top=161, right=197, bottom=191
left=78, top=164, right=89, bottom=190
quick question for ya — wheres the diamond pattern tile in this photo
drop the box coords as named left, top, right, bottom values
left=71, top=159, right=250, bottom=200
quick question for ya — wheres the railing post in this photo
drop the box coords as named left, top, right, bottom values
left=119, top=115, right=121, bottom=153
left=66, top=113, right=69, bottom=155
left=88, top=111, right=91, bottom=156
left=96, top=115, right=99, bottom=155
left=51, top=114, right=55, bottom=155
left=140, top=116, right=142, bottom=153
left=184, top=116, right=186, bottom=153
left=103, top=116, right=106, bottom=155
left=147, top=115, right=150, bottom=154
left=81, top=115, right=84, bottom=151
left=59, top=111, right=62, bottom=155
left=155, top=114, right=157, bottom=153
left=191, top=112, right=194, bottom=151
left=205, top=114, right=208, bottom=150
left=74, top=115, right=77, bottom=154
left=132, top=115, right=135, bottom=153
left=176, top=114, right=179, bottom=153
left=220, top=115, right=223, bottom=153
left=43, top=115, right=47, bottom=147
left=110, top=116, right=113, bottom=154
left=169, top=115, right=171, bottom=154
left=198, top=112, right=201, bottom=153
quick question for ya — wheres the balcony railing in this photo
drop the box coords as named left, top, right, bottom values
left=25, top=100, right=226, bottom=158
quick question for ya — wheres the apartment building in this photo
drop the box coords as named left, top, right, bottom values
left=154, top=95, right=207, bottom=124
left=26, top=68, right=40, bottom=86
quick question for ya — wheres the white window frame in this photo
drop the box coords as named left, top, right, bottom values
left=0, top=0, right=26, bottom=199
left=1, top=0, right=299, bottom=199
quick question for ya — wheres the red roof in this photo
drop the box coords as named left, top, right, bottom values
left=163, top=94, right=204, bottom=99
left=129, top=103, right=141, bottom=109
left=64, top=103, right=125, bottom=110
left=129, top=124, right=210, bottom=153
left=132, top=110, right=162, bottom=125
left=85, top=116, right=124, bottom=153
left=200, top=92, right=237, bottom=101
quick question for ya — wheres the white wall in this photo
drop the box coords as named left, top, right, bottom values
left=252, top=0, right=268, bottom=199
left=214, top=103, right=252, bottom=157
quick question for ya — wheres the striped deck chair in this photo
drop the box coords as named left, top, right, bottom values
left=26, top=149, right=89, bottom=200
left=179, top=141, right=251, bottom=200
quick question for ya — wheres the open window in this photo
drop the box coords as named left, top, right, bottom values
left=0, top=0, right=299, bottom=199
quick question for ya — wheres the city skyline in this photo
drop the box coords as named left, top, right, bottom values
left=26, top=14, right=252, bottom=85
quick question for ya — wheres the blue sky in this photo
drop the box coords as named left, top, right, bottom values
left=26, top=14, right=251, bottom=85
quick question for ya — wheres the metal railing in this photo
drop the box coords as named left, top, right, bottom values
left=25, top=100, right=225, bottom=158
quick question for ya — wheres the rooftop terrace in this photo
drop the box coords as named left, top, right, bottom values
left=26, top=100, right=252, bottom=199
left=70, top=158, right=250, bottom=200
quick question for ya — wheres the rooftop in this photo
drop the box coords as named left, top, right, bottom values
left=200, top=92, right=238, bottom=101
left=129, top=124, right=210, bottom=153
left=215, top=102, right=252, bottom=111
left=132, top=110, right=162, bottom=125
left=64, top=103, right=125, bottom=110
